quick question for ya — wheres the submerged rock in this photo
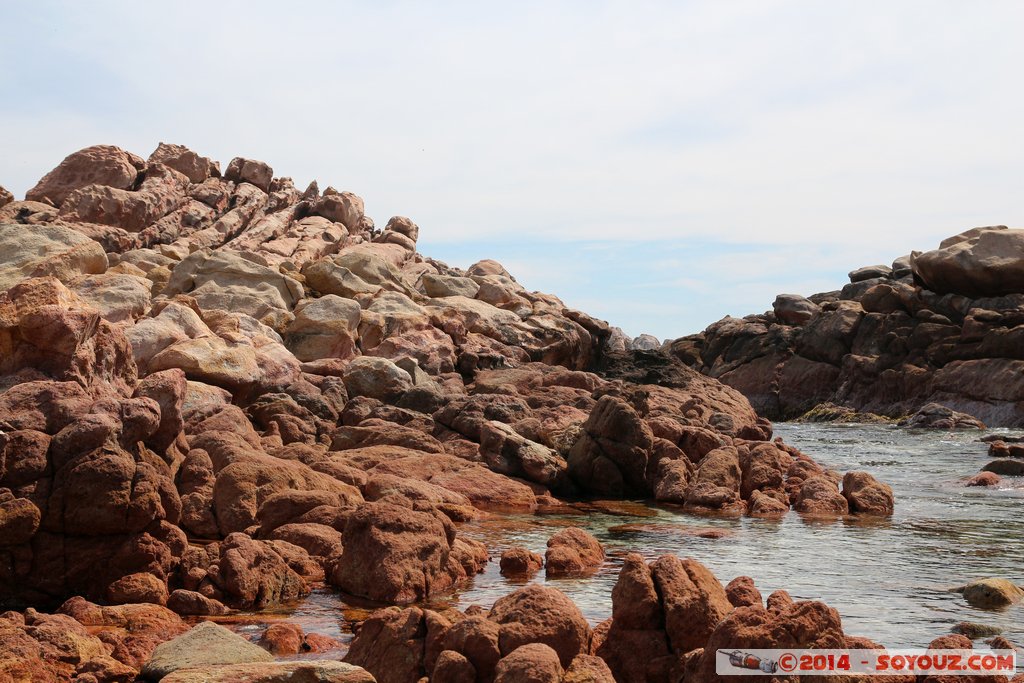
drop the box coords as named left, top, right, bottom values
left=954, top=578, right=1024, bottom=608
left=900, top=403, right=985, bottom=429
left=952, top=621, right=1003, bottom=639
left=544, top=527, right=604, bottom=577
left=500, top=546, right=544, bottom=577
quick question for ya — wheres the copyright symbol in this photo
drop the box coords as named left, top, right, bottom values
left=778, top=653, right=797, bottom=672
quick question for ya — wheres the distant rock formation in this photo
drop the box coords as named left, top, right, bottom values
left=670, top=226, right=1024, bottom=426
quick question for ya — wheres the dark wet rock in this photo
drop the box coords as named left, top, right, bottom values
left=900, top=403, right=985, bottom=429
left=966, top=471, right=1002, bottom=487
left=952, top=622, right=1003, bottom=639
left=982, top=459, right=1024, bottom=476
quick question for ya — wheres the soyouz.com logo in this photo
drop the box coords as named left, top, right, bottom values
left=716, top=649, right=1017, bottom=676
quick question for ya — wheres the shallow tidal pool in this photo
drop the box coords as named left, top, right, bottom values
left=237, top=424, right=1024, bottom=651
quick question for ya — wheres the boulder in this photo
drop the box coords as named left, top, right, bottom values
left=954, top=578, right=1024, bottom=608
left=140, top=621, right=273, bottom=681
left=772, top=294, right=820, bottom=325
left=162, top=249, right=303, bottom=327
left=148, top=143, right=220, bottom=183
left=912, top=227, right=1024, bottom=296
left=57, top=597, right=190, bottom=670
left=224, top=157, right=273, bottom=192
left=684, top=446, right=743, bottom=512
left=257, top=623, right=304, bottom=656
left=794, top=475, right=849, bottom=515
left=107, top=572, right=169, bottom=606
left=544, top=527, right=604, bottom=577
left=490, top=584, right=591, bottom=667
left=725, top=576, right=762, bottom=608
left=630, top=334, right=661, bottom=351
left=58, top=163, right=190, bottom=232
left=685, top=600, right=846, bottom=682
left=285, top=295, right=361, bottom=362
left=423, top=273, right=480, bottom=298
left=160, top=661, right=375, bottom=683
left=432, top=650, right=476, bottom=683
left=982, top=459, right=1024, bottom=476
left=312, top=190, right=365, bottom=231
left=849, top=264, right=892, bottom=282
left=479, top=421, right=567, bottom=488
left=650, top=555, right=732, bottom=654
left=330, top=501, right=481, bottom=603
left=0, top=223, right=108, bottom=291
left=563, top=656, right=615, bottom=683
left=27, top=145, right=144, bottom=206
left=901, top=403, right=985, bottom=429
left=166, top=590, right=229, bottom=616
left=193, top=533, right=310, bottom=609
left=567, top=395, right=654, bottom=496
left=966, top=471, right=1001, bottom=487
left=342, top=357, right=414, bottom=402
left=438, top=616, right=502, bottom=681
left=493, top=644, right=563, bottom=683
left=343, top=607, right=431, bottom=683
left=841, top=471, right=894, bottom=515
left=500, top=547, right=544, bottom=577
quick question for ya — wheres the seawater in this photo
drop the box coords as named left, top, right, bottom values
left=242, top=424, right=1024, bottom=650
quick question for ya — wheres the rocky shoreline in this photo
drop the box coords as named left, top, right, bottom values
left=0, top=145, right=1017, bottom=682
left=669, top=228, right=1024, bottom=428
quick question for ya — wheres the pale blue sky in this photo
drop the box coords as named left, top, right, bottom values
left=2, top=1, right=1022, bottom=338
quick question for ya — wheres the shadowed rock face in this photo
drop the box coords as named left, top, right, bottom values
left=669, top=226, right=1024, bottom=427
left=0, top=143, right=897, bottom=682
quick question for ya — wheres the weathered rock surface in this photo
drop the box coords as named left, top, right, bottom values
left=161, top=661, right=375, bottom=683
left=671, top=227, right=1024, bottom=427
left=329, top=500, right=485, bottom=603
left=141, top=621, right=273, bottom=680
left=544, top=527, right=604, bottom=577
left=0, top=143, right=898, bottom=683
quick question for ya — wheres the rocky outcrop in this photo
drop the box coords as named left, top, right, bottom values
left=329, top=500, right=486, bottom=603
left=594, top=552, right=731, bottom=682
left=671, top=226, right=1024, bottom=426
left=900, top=402, right=986, bottom=429
left=0, top=143, right=898, bottom=682
left=345, top=585, right=591, bottom=683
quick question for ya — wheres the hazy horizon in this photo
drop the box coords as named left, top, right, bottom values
left=2, top=1, right=1022, bottom=339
